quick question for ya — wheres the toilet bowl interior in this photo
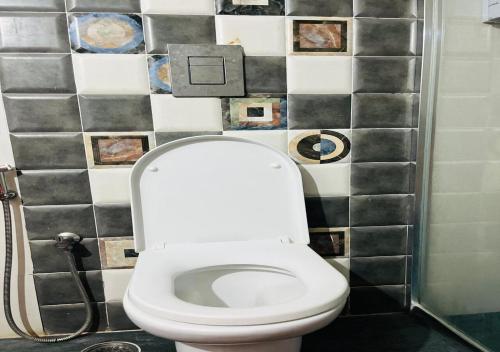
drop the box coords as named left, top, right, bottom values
left=174, top=264, right=307, bottom=309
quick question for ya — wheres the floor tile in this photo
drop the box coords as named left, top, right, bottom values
left=244, top=56, right=287, bottom=93
left=305, top=197, right=349, bottom=227
left=353, top=0, right=418, bottom=18
left=141, top=0, right=215, bottom=15
left=351, top=162, right=411, bottom=195
left=286, top=0, right=352, bottom=16
left=94, top=204, right=133, bottom=237
left=350, top=226, right=408, bottom=257
left=288, top=94, right=351, bottom=129
left=66, top=0, right=141, bottom=12
left=216, top=0, right=284, bottom=15
left=350, top=194, right=412, bottom=227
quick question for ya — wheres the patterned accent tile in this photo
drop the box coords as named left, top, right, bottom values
left=0, top=0, right=65, bottom=11
left=350, top=195, right=412, bottom=227
left=140, top=0, right=215, bottom=15
left=0, top=54, right=75, bottom=94
left=88, top=169, right=131, bottom=203
left=351, top=129, right=411, bottom=162
left=351, top=162, right=411, bottom=195
left=94, top=204, right=133, bottom=237
left=222, top=130, right=288, bottom=153
left=349, top=285, right=406, bottom=314
left=69, top=14, right=144, bottom=54
left=0, top=14, right=69, bottom=53
left=244, top=56, right=286, bottom=93
left=39, top=302, right=107, bottom=334
left=102, top=269, right=133, bottom=301
left=79, top=95, right=153, bottom=132
left=10, top=133, right=86, bottom=170
left=353, top=0, right=418, bottom=18
left=350, top=226, right=407, bottom=257
left=18, top=170, right=92, bottom=206
left=286, top=0, right=352, bottom=16
left=299, top=163, right=350, bottom=197
left=155, top=131, right=222, bottom=145
left=143, top=15, right=216, bottom=54
left=215, top=16, right=286, bottom=56
left=309, top=227, right=350, bottom=257
left=98, top=237, right=137, bottom=269
left=147, top=55, right=172, bottom=93
left=221, top=94, right=286, bottom=130
left=288, top=94, right=351, bottom=129
left=350, top=256, right=406, bottom=286
left=288, top=129, right=351, bottom=164
left=107, top=302, right=138, bottom=330
left=24, top=205, right=97, bottom=240
left=216, top=0, right=284, bottom=15
left=3, top=94, right=81, bottom=133
left=66, top=0, right=141, bottom=12
left=305, top=197, right=349, bottom=228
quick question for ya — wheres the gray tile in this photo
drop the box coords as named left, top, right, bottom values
left=3, top=94, right=81, bottom=133
left=411, top=128, right=418, bottom=162
left=10, top=133, right=86, bottom=170
left=66, top=0, right=141, bottom=12
left=0, top=0, right=65, bottom=12
left=216, top=0, right=284, bottom=15
left=353, top=57, right=416, bottom=93
left=39, top=302, right=107, bottom=334
left=24, top=205, right=96, bottom=241
left=155, top=131, right=222, bottom=145
left=406, top=256, right=412, bottom=285
left=350, top=226, right=407, bottom=257
left=79, top=95, right=153, bottom=132
left=0, top=54, right=75, bottom=93
left=414, top=56, right=422, bottom=93
left=286, top=0, right=352, bottom=16
left=143, top=15, right=216, bottom=54
left=18, top=170, right=92, bottom=206
left=352, top=93, right=418, bottom=129
left=351, top=162, right=411, bottom=195
left=349, top=285, right=406, bottom=314
left=350, top=256, right=406, bottom=286
left=417, top=0, right=424, bottom=18
left=34, top=271, right=104, bottom=305
left=409, top=162, right=416, bottom=193
left=417, top=19, right=424, bottom=55
left=407, top=225, right=414, bottom=255
left=244, top=56, right=286, bottom=93
left=354, top=19, right=417, bottom=56
left=305, top=197, right=349, bottom=228
left=107, top=302, right=138, bottom=331
left=30, top=238, right=101, bottom=274
left=288, top=94, right=351, bottom=130
left=353, top=0, right=417, bottom=18
left=350, top=195, right=412, bottom=227
left=351, top=129, right=411, bottom=162
left=94, top=204, right=132, bottom=237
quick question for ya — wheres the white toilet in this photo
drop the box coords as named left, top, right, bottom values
left=123, top=136, right=349, bottom=352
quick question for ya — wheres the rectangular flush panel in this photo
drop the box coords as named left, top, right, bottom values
left=168, top=44, right=245, bottom=97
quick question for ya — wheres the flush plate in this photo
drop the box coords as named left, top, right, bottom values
left=168, top=44, right=245, bottom=97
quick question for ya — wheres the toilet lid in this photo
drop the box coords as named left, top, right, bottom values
left=130, top=136, right=310, bottom=251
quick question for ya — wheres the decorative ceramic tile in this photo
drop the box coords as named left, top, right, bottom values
left=69, top=14, right=144, bottom=54
left=309, top=227, right=349, bottom=257
left=215, top=16, right=285, bottom=56
left=0, top=14, right=69, bottom=53
left=216, top=0, right=284, bottom=15
left=151, top=95, right=222, bottom=132
left=102, top=269, right=133, bottom=301
left=351, top=162, right=411, bottom=195
left=3, top=94, right=81, bottom=133
left=244, top=56, right=287, bottom=93
left=351, top=129, right=411, bottom=162
left=72, top=54, right=150, bottom=94
left=0, top=0, right=65, bottom=11
left=39, top=303, right=107, bottom=334
left=287, top=17, right=352, bottom=56
left=350, top=226, right=407, bottom=257
left=66, top=0, right=141, bottom=12
left=353, top=57, right=416, bottom=93
left=0, top=54, right=75, bottom=93
left=222, top=130, right=288, bottom=153
left=287, top=94, right=351, bottom=129
left=107, top=302, right=138, bottom=330
left=353, top=0, right=418, bottom=18
left=286, top=0, right=352, bottom=16
left=143, top=15, right=216, bottom=53
left=10, top=133, right=86, bottom=170
left=79, top=95, right=153, bottom=132
left=221, top=94, right=286, bottom=130
left=99, top=237, right=138, bottom=269
left=140, top=0, right=215, bottom=15
left=299, top=163, right=350, bottom=197
left=350, top=256, right=406, bottom=286
left=88, top=169, right=131, bottom=203
left=305, top=197, right=349, bottom=228
left=94, top=204, right=133, bottom=237
left=84, top=132, right=154, bottom=168
left=148, top=55, right=172, bottom=93
left=350, top=195, right=412, bottom=227
left=155, top=131, right=222, bottom=145
left=288, top=129, right=351, bottom=164
left=287, top=56, right=352, bottom=94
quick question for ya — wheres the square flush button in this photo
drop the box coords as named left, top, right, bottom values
left=188, top=56, right=226, bottom=85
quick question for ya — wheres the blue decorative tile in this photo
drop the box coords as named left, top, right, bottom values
left=289, top=130, right=351, bottom=164
left=69, top=13, right=144, bottom=54
left=148, top=55, right=171, bottom=94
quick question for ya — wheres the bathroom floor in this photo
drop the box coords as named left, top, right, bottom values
left=0, top=310, right=479, bottom=352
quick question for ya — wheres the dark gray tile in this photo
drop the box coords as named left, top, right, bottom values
left=0, top=14, right=69, bottom=53
left=94, top=204, right=132, bottom=237
left=216, top=0, right=284, bottom=15
left=286, top=0, right=352, bottom=16
left=351, top=226, right=407, bottom=257
left=0, top=0, right=65, bottom=11
left=4, top=94, right=81, bottom=133
left=288, top=94, right=351, bottom=130
left=349, top=285, right=406, bottom=314
left=406, top=256, right=412, bottom=284
left=352, top=93, right=418, bottom=129
left=10, top=133, right=86, bottom=170
left=353, top=0, right=417, bottom=18
left=143, top=15, right=216, bottom=54
left=155, top=131, right=222, bottom=145
left=351, top=256, right=406, bottom=286
left=351, top=162, right=411, bottom=195
left=30, top=238, right=101, bottom=273
left=0, top=54, right=75, bottom=93
left=409, top=162, right=416, bottom=193
left=407, top=225, right=414, bottom=255
left=79, top=95, right=153, bottom=132
left=411, top=128, right=418, bottom=161
left=66, top=0, right=141, bottom=12
left=18, top=170, right=92, bottom=206
left=354, top=18, right=417, bottom=56
left=24, top=205, right=96, bottom=241
left=351, top=129, right=411, bottom=162
left=350, top=195, right=412, bottom=227
left=305, top=197, right=349, bottom=228
left=34, top=271, right=104, bottom=305
left=414, top=56, right=422, bottom=93
left=244, top=56, right=286, bottom=93
left=417, top=0, right=424, bottom=18
left=417, top=19, right=423, bottom=55
left=39, top=302, right=107, bottom=334
left=353, top=57, right=416, bottom=93
left=107, top=302, right=138, bottom=331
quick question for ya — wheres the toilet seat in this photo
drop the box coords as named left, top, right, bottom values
left=126, top=241, right=349, bottom=326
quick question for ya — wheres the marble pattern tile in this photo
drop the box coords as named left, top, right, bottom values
left=288, top=129, right=351, bottom=164
left=66, top=0, right=141, bottom=12
left=309, top=227, right=350, bottom=257
left=288, top=94, right=351, bottom=129
left=286, top=0, right=352, bottom=16
left=98, top=237, right=137, bottom=269
left=244, top=56, right=287, bottom=93
left=147, top=55, right=171, bottom=93
left=216, top=0, right=284, bottom=15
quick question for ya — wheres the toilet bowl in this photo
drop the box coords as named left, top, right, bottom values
left=124, top=136, right=349, bottom=352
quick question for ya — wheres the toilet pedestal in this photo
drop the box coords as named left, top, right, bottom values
left=176, top=337, right=301, bottom=352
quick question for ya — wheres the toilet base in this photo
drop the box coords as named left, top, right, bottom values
left=175, top=337, right=302, bottom=352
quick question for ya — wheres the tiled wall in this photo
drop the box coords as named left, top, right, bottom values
left=0, top=0, right=422, bottom=334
